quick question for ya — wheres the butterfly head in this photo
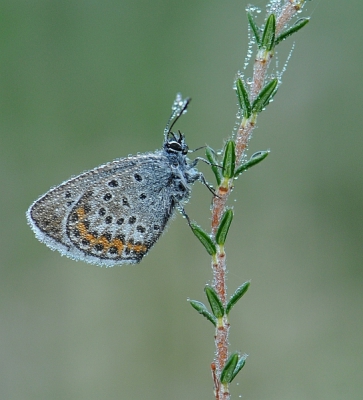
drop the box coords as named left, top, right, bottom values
left=164, top=131, right=189, bottom=155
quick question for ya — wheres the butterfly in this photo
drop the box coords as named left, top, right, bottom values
left=27, top=94, right=211, bottom=266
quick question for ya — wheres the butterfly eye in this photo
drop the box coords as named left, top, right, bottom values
left=167, top=141, right=182, bottom=152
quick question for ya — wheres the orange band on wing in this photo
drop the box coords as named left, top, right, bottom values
left=75, top=207, right=146, bottom=255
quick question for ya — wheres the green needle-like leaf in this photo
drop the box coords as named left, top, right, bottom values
left=234, top=150, right=269, bottom=177
left=222, top=140, right=236, bottom=179
left=204, top=285, right=224, bottom=319
left=226, top=281, right=251, bottom=314
left=275, top=18, right=309, bottom=45
left=247, top=12, right=261, bottom=46
left=220, top=352, right=239, bottom=384
left=189, top=299, right=217, bottom=326
left=236, top=78, right=252, bottom=118
left=190, top=223, right=216, bottom=256
left=262, top=85, right=278, bottom=109
left=215, top=209, right=234, bottom=246
left=230, top=354, right=248, bottom=382
left=261, top=14, right=276, bottom=51
left=206, top=147, right=222, bottom=186
left=251, top=78, right=278, bottom=114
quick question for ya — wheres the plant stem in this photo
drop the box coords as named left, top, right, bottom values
left=209, top=2, right=305, bottom=399
left=276, top=0, right=305, bottom=35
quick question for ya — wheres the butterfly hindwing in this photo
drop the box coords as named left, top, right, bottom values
left=27, top=152, right=176, bottom=266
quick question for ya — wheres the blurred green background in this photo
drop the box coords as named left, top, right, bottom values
left=1, top=1, right=362, bottom=399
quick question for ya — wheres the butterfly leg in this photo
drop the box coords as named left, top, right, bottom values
left=189, top=156, right=213, bottom=168
left=174, top=201, right=192, bottom=226
left=189, top=156, right=223, bottom=170
left=188, top=171, right=221, bottom=199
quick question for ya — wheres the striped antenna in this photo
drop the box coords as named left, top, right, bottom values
left=164, top=94, right=191, bottom=142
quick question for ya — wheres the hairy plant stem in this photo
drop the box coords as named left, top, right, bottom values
left=209, top=2, right=304, bottom=399
left=250, top=49, right=273, bottom=100
left=276, top=0, right=305, bottom=34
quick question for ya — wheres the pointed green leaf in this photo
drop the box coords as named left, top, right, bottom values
left=261, top=14, right=276, bottom=51
left=234, top=150, right=269, bottom=177
left=189, top=299, right=217, bottom=326
left=226, top=281, right=251, bottom=314
left=236, top=78, right=252, bottom=118
left=215, top=209, right=234, bottom=246
left=206, top=147, right=222, bottom=186
left=222, top=140, right=236, bottom=179
left=251, top=78, right=278, bottom=114
left=247, top=12, right=261, bottom=46
left=190, top=223, right=216, bottom=256
left=230, top=354, right=248, bottom=382
left=220, top=352, right=239, bottom=384
left=275, top=18, right=310, bottom=45
left=204, top=285, right=224, bottom=319
left=262, top=85, right=278, bottom=109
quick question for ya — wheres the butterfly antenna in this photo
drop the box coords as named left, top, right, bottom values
left=164, top=94, right=191, bottom=141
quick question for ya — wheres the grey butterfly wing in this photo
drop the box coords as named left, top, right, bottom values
left=27, top=152, right=176, bottom=266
